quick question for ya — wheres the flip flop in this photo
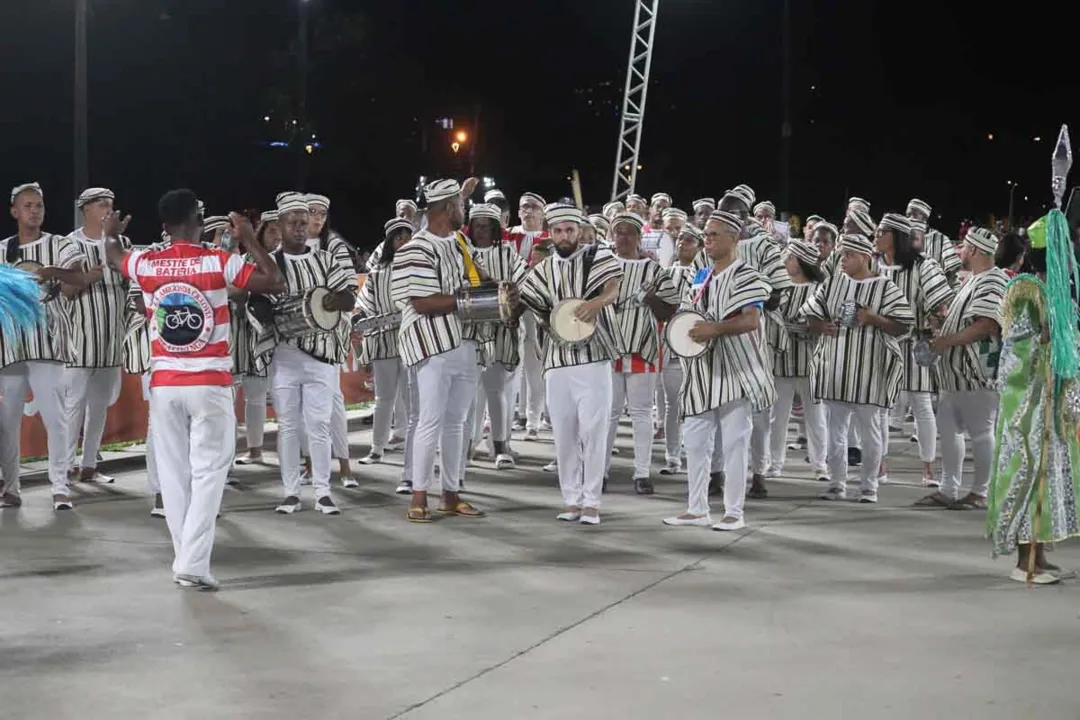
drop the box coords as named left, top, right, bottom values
left=436, top=502, right=486, bottom=518
left=406, top=506, right=433, bottom=523
left=914, top=493, right=952, bottom=507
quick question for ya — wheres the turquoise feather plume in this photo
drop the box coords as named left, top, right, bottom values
left=0, top=265, right=46, bottom=337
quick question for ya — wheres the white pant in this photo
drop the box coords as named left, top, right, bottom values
left=547, top=362, right=612, bottom=510
left=241, top=375, right=268, bottom=451
left=606, top=371, right=656, bottom=479
left=683, top=399, right=753, bottom=519
left=938, top=389, right=998, bottom=500
left=905, top=391, right=936, bottom=463
left=142, top=373, right=159, bottom=494
left=63, top=366, right=122, bottom=472
left=331, top=383, right=349, bottom=459
left=470, top=363, right=514, bottom=448
left=392, top=372, right=408, bottom=438
left=150, top=384, right=235, bottom=578
left=400, top=365, right=420, bottom=485
left=518, top=315, right=545, bottom=429
left=272, top=346, right=337, bottom=499
left=826, top=402, right=884, bottom=493
left=770, top=376, right=826, bottom=474
left=0, top=361, right=71, bottom=496
left=749, top=408, right=772, bottom=476
left=372, top=358, right=404, bottom=453
left=658, top=364, right=683, bottom=464
left=411, top=342, right=479, bottom=493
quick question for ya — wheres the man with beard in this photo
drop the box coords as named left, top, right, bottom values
left=519, top=204, right=621, bottom=525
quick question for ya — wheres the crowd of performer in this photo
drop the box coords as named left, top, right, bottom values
left=0, top=174, right=1071, bottom=591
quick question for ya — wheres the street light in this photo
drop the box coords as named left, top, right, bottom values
left=455, top=130, right=468, bottom=144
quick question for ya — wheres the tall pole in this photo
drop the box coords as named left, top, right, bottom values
left=1007, top=182, right=1018, bottom=230
left=74, top=0, right=89, bottom=227
left=780, top=0, right=792, bottom=213
left=296, top=0, right=310, bottom=190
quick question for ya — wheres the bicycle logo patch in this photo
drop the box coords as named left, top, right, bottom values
left=152, top=282, right=214, bottom=352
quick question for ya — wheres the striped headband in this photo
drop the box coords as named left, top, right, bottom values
left=275, top=191, right=298, bottom=206
left=469, top=203, right=502, bottom=223
left=203, top=215, right=230, bottom=233
left=723, top=184, right=755, bottom=209
left=847, top=208, right=875, bottom=235
left=839, top=233, right=874, bottom=256
left=662, top=208, right=688, bottom=221
left=692, top=197, right=716, bottom=211
left=812, top=221, right=839, bottom=240
left=906, top=198, right=932, bottom=217
left=396, top=198, right=418, bottom=212
left=519, top=191, right=546, bottom=207
left=544, top=203, right=584, bottom=226
left=650, top=192, right=672, bottom=205
left=77, top=187, right=114, bottom=208
left=384, top=217, right=414, bottom=238
left=753, top=200, right=776, bottom=216
left=260, top=210, right=278, bottom=223
left=879, top=213, right=913, bottom=235
left=10, top=182, right=42, bottom=203
left=678, top=223, right=703, bottom=242
left=805, top=214, right=825, bottom=225
left=610, top=212, right=644, bottom=233
left=587, top=213, right=610, bottom=232
left=277, top=194, right=310, bottom=214
left=708, top=210, right=743, bottom=234
left=965, top=226, right=999, bottom=254
left=423, top=179, right=461, bottom=204
left=786, top=240, right=820, bottom=266
left=848, top=196, right=871, bottom=214
left=306, top=193, right=330, bottom=210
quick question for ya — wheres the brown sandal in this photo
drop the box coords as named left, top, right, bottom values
left=436, top=502, right=486, bottom=518
left=406, top=506, right=433, bottom=523
left=913, top=492, right=952, bottom=507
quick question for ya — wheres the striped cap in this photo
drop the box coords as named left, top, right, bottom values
left=662, top=207, right=688, bottom=221
left=847, top=208, right=875, bottom=235
left=879, top=213, right=913, bottom=235
left=384, top=217, right=414, bottom=238
left=805, top=214, right=825, bottom=225
left=275, top=191, right=297, bottom=206
left=909, top=219, right=928, bottom=233
left=610, top=212, right=644, bottom=233
left=839, top=233, right=874, bottom=256
left=587, top=213, right=610, bottom=233
left=10, top=182, right=42, bottom=203
left=545, top=203, right=585, bottom=226
left=906, top=198, right=932, bottom=217
left=423, top=179, right=461, bottom=204
left=203, top=216, right=230, bottom=233
left=786, top=240, right=820, bottom=266
left=626, top=193, right=646, bottom=205
left=650, top=192, right=672, bottom=205
left=602, top=201, right=625, bottom=217
left=848, top=196, right=872, bottom=214
left=277, top=192, right=310, bottom=214
left=678, top=223, right=704, bottom=242
left=965, top=226, right=999, bottom=254
left=396, top=198, right=418, bottom=212
left=746, top=217, right=767, bottom=235
left=724, top=184, right=756, bottom=209
left=483, top=189, right=506, bottom=202
left=468, top=203, right=503, bottom=223
left=306, top=193, right=330, bottom=210
left=519, top=191, right=546, bottom=207
left=812, top=221, right=839, bottom=240
left=692, top=197, right=716, bottom=211
left=753, top=200, right=776, bottom=217
left=77, top=187, right=114, bottom=208
left=708, top=210, right=743, bottom=234
left=260, top=210, right=278, bottom=223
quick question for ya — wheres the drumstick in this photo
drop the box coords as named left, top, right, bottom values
left=571, top=170, right=584, bottom=211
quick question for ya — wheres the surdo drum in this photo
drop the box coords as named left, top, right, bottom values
left=456, top=281, right=513, bottom=324
left=272, top=286, right=340, bottom=339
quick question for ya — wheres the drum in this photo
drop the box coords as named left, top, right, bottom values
left=456, top=281, right=512, bottom=323
left=913, top=338, right=937, bottom=367
left=351, top=312, right=401, bottom=335
left=273, top=286, right=340, bottom=339
left=664, top=310, right=711, bottom=359
left=549, top=298, right=596, bottom=346
left=13, top=260, right=61, bottom=302
left=838, top=300, right=861, bottom=329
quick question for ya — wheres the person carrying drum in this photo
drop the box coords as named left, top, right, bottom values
left=518, top=204, right=622, bottom=525
left=662, top=210, right=774, bottom=533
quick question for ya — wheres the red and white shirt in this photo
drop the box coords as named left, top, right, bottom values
left=120, top=242, right=255, bottom=388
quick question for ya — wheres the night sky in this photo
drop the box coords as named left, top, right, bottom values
left=0, top=0, right=1072, bottom=248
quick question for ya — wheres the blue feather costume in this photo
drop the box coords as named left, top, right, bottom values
left=0, top=265, right=46, bottom=337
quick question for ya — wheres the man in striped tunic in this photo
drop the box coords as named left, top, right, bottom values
left=396, top=199, right=420, bottom=230
left=0, top=183, right=91, bottom=510
left=625, top=194, right=648, bottom=221
left=604, top=212, right=680, bottom=494
left=906, top=198, right=962, bottom=286
left=507, top=192, right=547, bottom=438
left=267, top=194, right=357, bottom=516
left=919, top=227, right=1008, bottom=509
left=62, top=188, right=131, bottom=485
left=662, top=210, right=774, bottom=532
left=392, top=177, right=497, bottom=523
left=518, top=204, right=622, bottom=525
left=641, top=193, right=676, bottom=266
left=803, top=233, right=913, bottom=503
left=691, top=198, right=716, bottom=230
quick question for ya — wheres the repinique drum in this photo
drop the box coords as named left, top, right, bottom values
left=838, top=300, right=861, bottom=329
left=13, top=260, right=61, bottom=302
left=456, top=281, right=512, bottom=323
left=549, top=298, right=596, bottom=346
left=273, top=286, right=340, bottom=339
left=351, top=312, right=401, bottom=335
left=664, top=310, right=711, bottom=359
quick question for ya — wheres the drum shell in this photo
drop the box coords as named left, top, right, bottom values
left=273, top=287, right=340, bottom=339
left=457, top=282, right=511, bottom=324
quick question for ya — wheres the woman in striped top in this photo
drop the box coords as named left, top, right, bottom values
left=355, top=218, right=412, bottom=468
left=802, top=233, right=913, bottom=503
left=767, top=240, right=828, bottom=481
left=662, top=210, right=773, bottom=532
left=906, top=199, right=962, bottom=285
left=874, top=213, right=954, bottom=487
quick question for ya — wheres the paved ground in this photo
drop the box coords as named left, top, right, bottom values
left=2, top=417, right=1079, bottom=720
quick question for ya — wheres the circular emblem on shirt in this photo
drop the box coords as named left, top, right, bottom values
left=152, top=282, right=214, bottom=353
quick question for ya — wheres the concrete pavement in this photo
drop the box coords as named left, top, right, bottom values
left=1, top=418, right=1078, bottom=720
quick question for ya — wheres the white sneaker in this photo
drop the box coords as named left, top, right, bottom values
left=557, top=511, right=581, bottom=522
left=359, top=452, right=382, bottom=465
left=341, top=475, right=360, bottom=489
left=859, top=489, right=879, bottom=504
left=579, top=513, right=601, bottom=526
left=175, top=573, right=220, bottom=591
left=877, top=474, right=889, bottom=486
left=275, top=497, right=302, bottom=514
left=712, top=517, right=746, bottom=531
left=543, top=460, right=558, bottom=472
left=315, top=497, right=341, bottom=515
left=765, top=465, right=781, bottom=478
left=923, top=475, right=941, bottom=488
left=495, top=453, right=515, bottom=470
left=663, top=515, right=712, bottom=527
left=524, top=428, right=539, bottom=441
left=658, top=460, right=681, bottom=476
left=385, top=436, right=405, bottom=452
left=540, top=419, right=552, bottom=431
left=820, top=487, right=845, bottom=501
left=150, top=505, right=166, bottom=519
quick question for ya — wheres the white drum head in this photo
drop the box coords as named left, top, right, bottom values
left=309, top=287, right=341, bottom=331
left=665, top=311, right=709, bottom=359
left=550, top=299, right=595, bottom=343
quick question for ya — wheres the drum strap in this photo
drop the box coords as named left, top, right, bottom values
left=581, top=244, right=600, bottom=299
left=455, top=232, right=482, bottom=287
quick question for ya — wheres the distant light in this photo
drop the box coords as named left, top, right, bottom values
left=482, top=177, right=495, bottom=188
left=451, top=142, right=460, bottom=153
left=263, top=115, right=270, bottom=122
left=810, top=85, right=816, bottom=90
left=292, top=119, right=298, bottom=126
left=637, top=164, right=643, bottom=170
left=305, top=144, right=314, bottom=155
left=1034, top=136, right=1042, bottom=142
left=1025, top=195, right=1029, bottom=201
left=987, top=133, right=994, bottom=140
left=455, top=130, right=468, bottom=144
left=311, top=134, right=316, bottom=139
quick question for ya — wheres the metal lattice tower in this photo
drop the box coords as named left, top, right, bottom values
left=610, top=0, right=660, bottom=203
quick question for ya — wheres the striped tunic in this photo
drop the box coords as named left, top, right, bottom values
left=472, top=242, right=529, bottom=369
left=878, top=256, right=954, bottom=393
left=935, top=267, right=1008, bottom=393
left=355, top=266, right=399, bottom=362
left=391, top=230, right=468, bottom=368
left=610, top=255, right=680, bottom=370
left=0, top=233, right=83, bottom=370
left=924, top=229, right=962, bottom=280
left=679, top=260, right=775, bottom=418
left=66, top=230, right=130, bottom=368
left=270, top=249, right=356, bottom=365
left=771, top=281, right=818, bottom=378
left=661, top=262, right=697, bottom=365
left=801, top=274, right=913, bottom=407
left=366, top=239, right=386, bottom=272
left=308, top=233, right=357, bottom=366
left=519, top=245, right=623, bottom=372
